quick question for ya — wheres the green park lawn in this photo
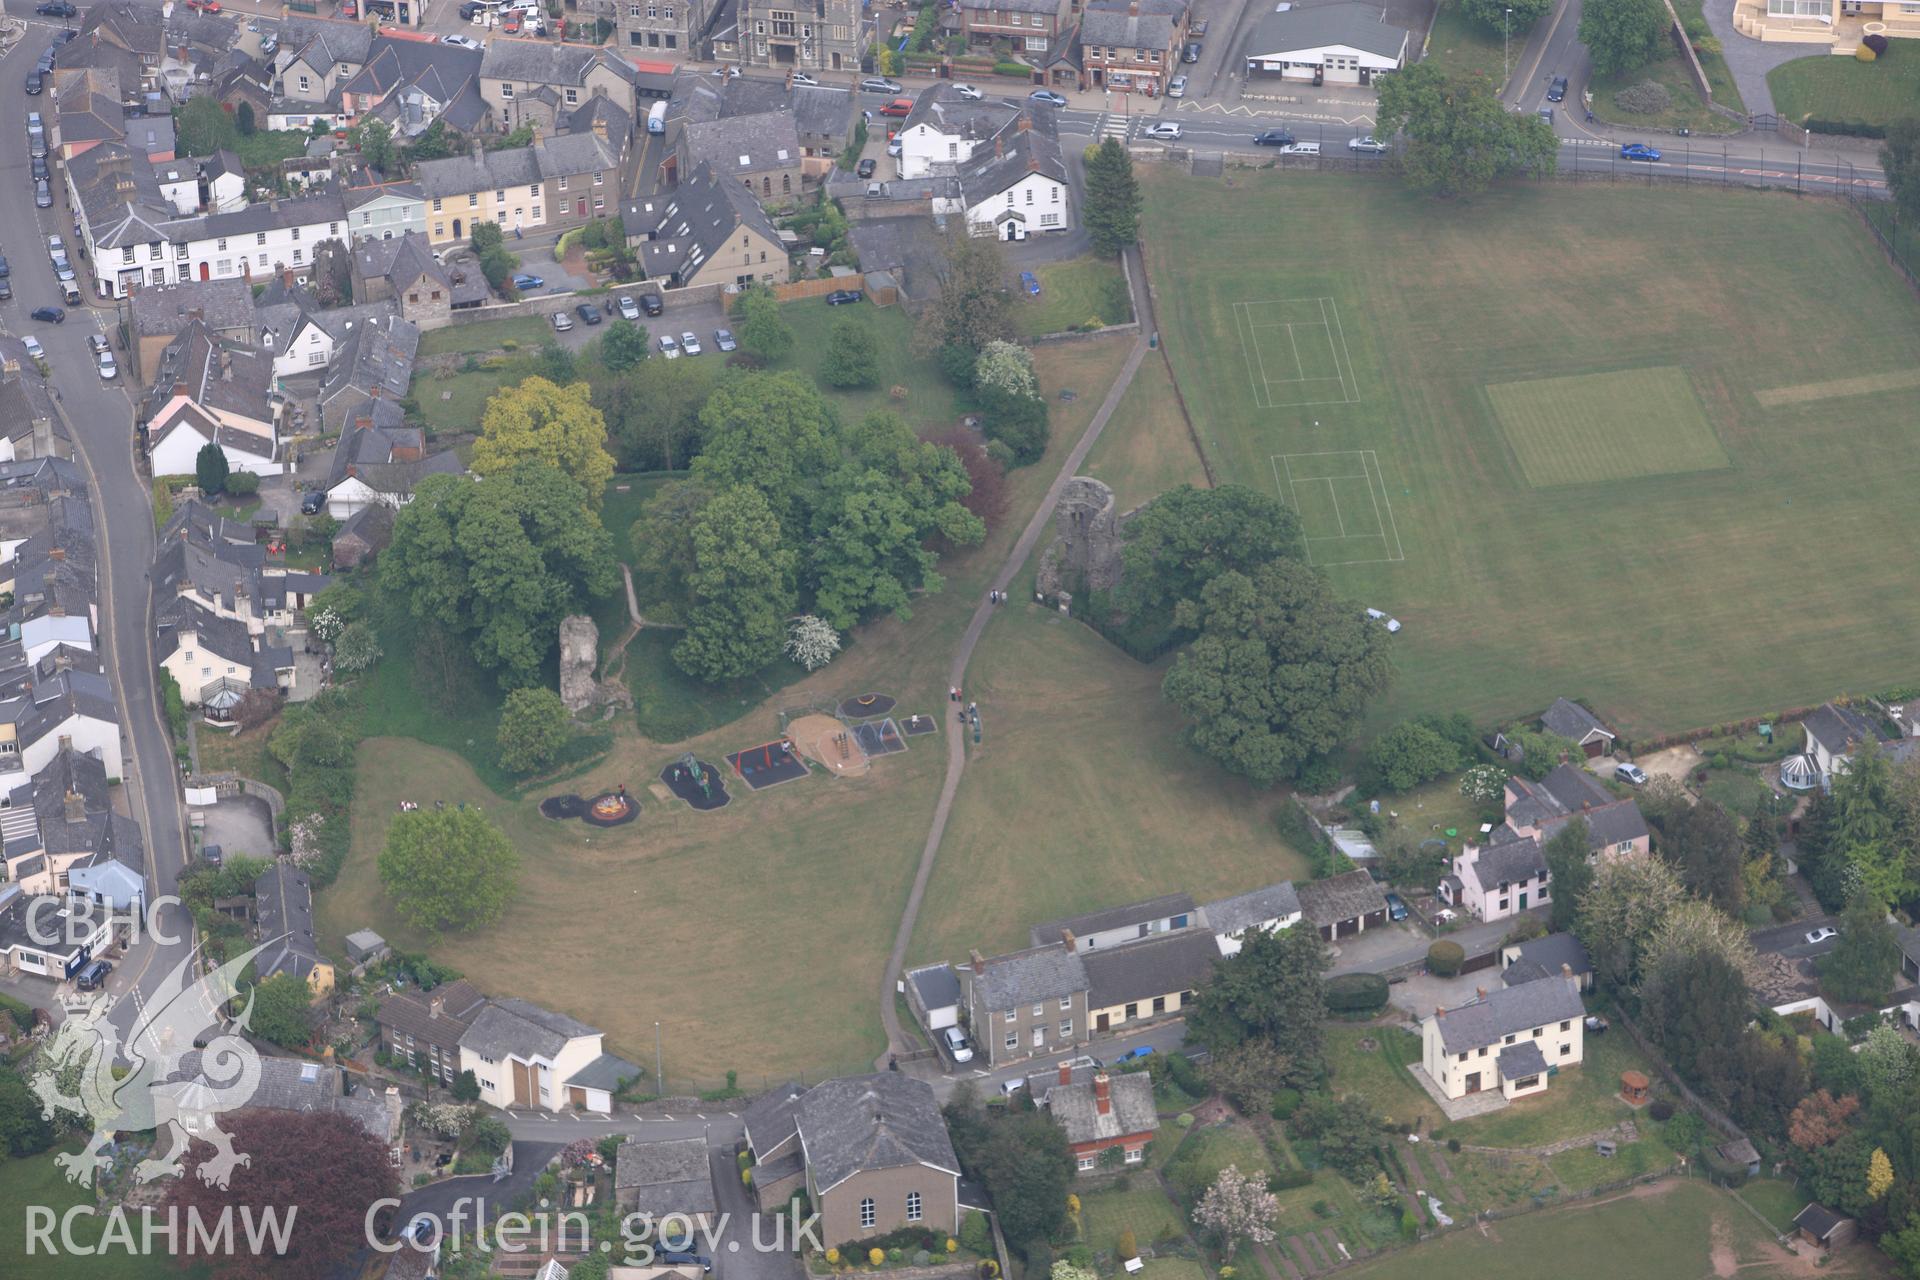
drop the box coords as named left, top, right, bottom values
left=415, top=315, right=555, bottom=358
left=1140, top=169, right=1920, bottom=739
left=1081, top=349, right=1211, bottom=511
left=1769, top=51, right=1920, bottom=129
left=0, top=1150, right=192, bottom=1280
left=764, top=299, right=970, bottom=432
left=1012, top=256, right=1135, bottom=339
left=1734, top=1176, right=1810, bottom=1233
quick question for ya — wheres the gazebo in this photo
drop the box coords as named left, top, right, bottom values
left=1619, top=1070, right=1650, bottom=1106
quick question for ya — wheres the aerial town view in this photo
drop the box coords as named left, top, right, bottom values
left=0, top=0, right=1918, bottom=1274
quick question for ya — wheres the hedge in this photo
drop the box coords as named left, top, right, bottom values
left=1326, top=972, right=1390, bottom=1013
left=1804, top=118, right=1887, bottom=139
left=1267, top=1168, right=1314, bottom=1191
left=1427, top=940, right=1465, bottom=977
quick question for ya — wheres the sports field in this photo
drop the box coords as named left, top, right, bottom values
left=1141, top=172, right=1920, bottom=737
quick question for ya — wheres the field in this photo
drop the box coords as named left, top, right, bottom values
left=1140, top=170, right=1920, bottom=738
left=1769, top=52, right=1920, bottom=129
left=315, top=337, right=1142, bottom=1081
left=1081, top=350, right=1211, bottom=510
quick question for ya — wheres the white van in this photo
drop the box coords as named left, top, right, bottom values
left=1280, top=141, right=1320, bottom=156
left=647, top=100, right=668, bottom=135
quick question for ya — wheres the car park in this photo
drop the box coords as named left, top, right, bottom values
left=1253, top=128, right=1296, bottom=146
left=1348, top=135, right=1387, bottom=153
left=713, top=327, right=736, bottom=352
left=1029, top=89, right=1068, bottom=106
left=550, top=310, right=573, bottom=331
left=617, top=295, right=641, bottom=321
left=825, top=289, right=863, bottom=305
left=1364, top=607, right=1401, bottom=632
left=1546, top=76, right=1568, bottom=102
left=640, top=293, right=663, bottom=317
left=1020, top=270, right=1040, bottom=295
left=1385, top=892, right=1408, bottom=922
left=1167, top=75, right=1187, bottom=98
left=1615, top=762, right=1648, bottom=786
left=1145, top=121, right=1182, bottom=141
left=855, top=157, right=876, bottom=178
left=28, top=307, right=60, bottom=323
left=860, top=76, right=903, bottom=94
left=879, top=96, right=914, bottom=117
left=1620, top=142, right=1661, bottom=161
left=954, top=82, right=982, bottom=100
left=575, top=302, right=602, bottom=325
left=511, top=272, right=543, bottom=289
left=1806, top=926, right=1838, bottom=945
left=658, top=333, right=680, bottom=358
left=680, top=331, right=702, bottom=355
left=442, top=33, right=484, bottom=49
left=941, top=1026, right=974, bottom=1063
left=76, top=959, right=112, bottom=991
left=34, top=180, right=51, bottom=209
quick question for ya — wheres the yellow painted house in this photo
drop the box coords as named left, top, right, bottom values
left=255, top=865, right=336, bottom=1003
left=1733, top=0, right=1920, bottom=49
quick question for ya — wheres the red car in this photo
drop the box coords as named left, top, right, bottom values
left=501, top=9, right=523, bottom=31
left=185, top=0, right=222, bottom=11
left=879, top=96, right=914, bottom=117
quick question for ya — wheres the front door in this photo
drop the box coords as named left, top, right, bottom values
left=1518, top=891, right=1528, bottom=910
left=1096, top=1012, right=1110, bottom=1032
left=510, top=1059, right=532, bottom=1105
left=1464, top=1072, right=1482, bottom=1094
left=199, top=262, right=209, bottom=280
left=452, top=217, right=463, bottom=240
left=576, top=198, right=587, bottom=217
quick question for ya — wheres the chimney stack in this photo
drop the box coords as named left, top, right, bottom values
left=995, top=135, right=1004, bottom=158
left=1060, top=929, right=1077, bottom=951
left=429, top=993, right=445, bottom=1018
left=1058, top=1060, right=1072, bottom=1086
left=969, top=949, right=986, bottom=972
left=64, top=790, right=84, bottom=825
left=1093, top=1073, right=1111, bottom=1116
left=49, top=547, right=64, bottom=561
left=1474, top=986, right=1487, bottom=1000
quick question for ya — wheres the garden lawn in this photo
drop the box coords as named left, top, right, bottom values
left=1699, top=768, right=1774, bottom=818
left=1166, top=1123, right=1275, bottom=1194
left=1136, top=1261, right=1208, bottom=1280
left=0, top=1149, right=193, bottom=1280
left=416, top=316, right=554, bottom=358
left=1769, top=51, right=1920, bottom=129
left=1081, top=349, right=1210, bottom=511
left=1327, top=1026, right=1448, bottom=1132
left=1451, top=1033, right=1662, bottom=1149
left=1077, top=1183, right=1188, bottom=1252
left=1592, top=55, right=1742, bottom=135
left=1422, top=1, right=1506, bottom=84
left=233, top=130, right=313, bottom=169
left=1348, top=1179, right=1853, bottom=1280
left=1734, top=1176, right=1807, bottom=1233
left=413, top=365, right=516, bottom=437
left=1013, top=256, right=1135, bottom=338
left=766, top=300, right=969, bottom=432
left=1141, top=170, right=1920, bottom=739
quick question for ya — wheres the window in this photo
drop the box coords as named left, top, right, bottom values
left=1004, top=1031, right=1017, bottom=1050
left=1025, top=188, right=1034, bottom=205
left=1562, top=1043, right=1573, bottom=1056
left=409, top=292, right=419, bottom=304
left=531, top=183, right=541, bottom=197
left=859, top=1199, right=876, bottom=1229
left=629, top=3, right=640, bottom=13
left=432, top=197, right=444, bottom=212
left=1477, top=1047, right=1488, bottom=1057
left=121, top=246, right=134, bottom=264
left=216, top=258, right=231, bottom=274
left=566, top=88, right=580, bottom=104
left=256, top=232, right=268, bottom=245
left=1059, top=995, right=1073, bottom=1011
left=1151, top=996, right=1166, bottom=1014
left=328, top=223, right=339, bottom=236
left=1559, top=1020, right=1571, bottom=1031
left=291, top=227, right=301, bottom=240
left=1077, top=1156, right=1096, bottom=1171
left=298, top=74, right=310, bottom=92
left=1032, top=1003, right=1044, bottom=1017
left=532, top=205, right=542, bottom=220
left=1516, top=1074, right=1540, bottom=1090
left=1004, top=1009, right=1017, bottom=1023
left=361, top=212, right=373, bottom=225
left=1765, top=0, right=1826, bottom=15
left=1058, top=1020, right=1071, bottom=1037
left=175, top=243, right=188, bottom=259
left=258, top=253, right=269, bottom=266
left=291, top=249, right=303, bottom=263
left=501, top=83, right=515, bottom=98
left=307, top=350, right=326, bottom=366
left=432, top=225, right=444, bottom=238
left=495, top=189, right=506, bottom=202
left=217, top=237, right=228, bottom=251
left=1456, top=1052, right=1467, bottom=1063
left=906, top=1192, right=922, bottom=1222
left=593, top=170, right=605, bottom=186
left=559, top=176, right=569, bottom=190
left=468, top=194, right=479, bottom=208
left=1124, top=1002, right=1138, bottom=1020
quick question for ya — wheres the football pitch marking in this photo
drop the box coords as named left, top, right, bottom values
left=1270, top=449, right=1405, bottom=567
left=1233, top=297, right=1360, bottom=408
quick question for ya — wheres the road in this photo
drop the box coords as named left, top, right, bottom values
left=0, top=23, right=194, bottom=1053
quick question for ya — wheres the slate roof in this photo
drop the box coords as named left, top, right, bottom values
left=565, top=1051, right=641, bottom=1092
left=1048, top=1071, right=1155, bottom=1145
left=319, top=314, right=418, bottom=416
left=1536, top=799, right=1649, bottom=853
left=376, top=977, right=487, bottom=1052
left=1245, top=2, right=1410, bottom=59
left=615, top=1136, right=717, bottom=1217
left=255, top=863, right=327, bottom=985
left=1502, top=933, right=1593, bottom=987
left=743, top=1081, right=808, bottom=1157
left=1198, top=886, right=1305, bottom=936
left=280, top=18, right=375, bottom=76
left=143, top=320, right=277, bottom=427
left=54, top=68, right=127, bottom=147
left=1031, top=892, right=1195, bottom=947
left=1431, top=978, right=1584, bottom=1054
left=339, top=37, right=485, bottom=132
left=130, top=279, right=257, bottom=337
left=970, top=943, right=1089, bottom=1011
left=353, top=231, right=449, bottom=295
left=907, top=963, right=962, bottom=1012
left=157, top=1051, right=395, bottom=1141
left=458, top=997, right=600, bottom=1061
left=624, top=160, right=784, bottom=285
left=793, top=1072, right=959, bottom=1193
left=1793, top=1203, right=1851, bottom=1241
left=958, top=0, right=1060, bottom=14
left=413, top=133, right=617, bottom=198
left=1295, top=869, right=1388, bottom=927
left=957, top=109, right=1067, bottom=213
left=900, top=84, right=1020, bottom=142
left=1496, top=1040, right=1549, bottom=1080
left=14, top=747, right=140, bottom=870
left=1540, top=697, right=1613, bottom=743
left=1804, top=702, right=1879, bottom=757
left=1080, top=4, right=1175, bottom=52
left=1467, top=832, right=1547, bottom=889
left=684, top=111, right=801, bottom=180
left=479, top=41, right=637, bottom=88
left=1083, top=929, right=1219, bottom=1008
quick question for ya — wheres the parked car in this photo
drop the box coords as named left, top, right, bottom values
left=1614, top=762, right=1648, bottom=786
left=1253, top=128, right=1296, bottom=147
left=860, top=76, right=903, bottom=94
left=1190, top=17, right=1209, bottom=35
left=1385, top=892, right=1408, bottom=922
left=713, top=327, right=736, bottom=352
left=76, top=959, right=112, bottom=991
left=617, top=295, right=641, bottom=321
left=458, top=0, right=486, bottom=16
left=500, top=10, right=523, bottom=32
left=22, top=337, right=44, bottom=360
left=0, top=280, right=12, bottom=302
left=575, top=302, right=602, bottom=325
left=1546, top=75, right=1568, bottom=103
left=442, top=33, right=484, bottom=49
left=52, top=256, right=73, bottom=282
left=1115, top=1045, right=1154, bottom=1063
left=1182, top=42, right=1201, bottom=62
left=185, top=0, right=222, bottom=12
left=1364, top=607, right=1401, bottom=632
left=791, top=71, right=818, bottom=86
left=36, top=1, right=77, bottom=15
left=1806, top=926, right=1838, bottom=945
left=201, top=842, right=223, bottom=866
left=886, top=138, right=902, bottom=158
left=1144, top=121, right=1182, bottom=141
left=658, top=1252, right=711, bottom=1274
left=1348, top=135, right=1388, bottom=153
left=879, top=96, right=914, bottom=117
left=941, top=1025, right=974, bottom=1064
left=97, top=350, right=116, bottom=379
left=34, top=180, right=51, bottom=209
left=31, top=155, right=48, bottom=182
left=0, top=256, right=10, bottom=280
left=46, top=232, right=62, bottom=258
left=301, top=490, right=327, bottom=515
left=825, top=289, right=864, bottom=305
left=1020, top=270, right=1040, bottom=295
left=855, top=157, right=876, bottom=178
left=1620, top=142, right=1661, bottom=162
left=999, top=1078, right=1027, bottom=1097
left=550, top=310, right=573, bottom=331
left=24, top=72, right=43, bottom=96
left=1167, top=75, right=1188, bottom=98
left=640, top=293, right=663, bottom=317
left=1280, top=141, right=1320, bottom=156
left=511, top=272, right=543, bottom=289
left=29, top=306, right=62, bottom=324
left=88, top=334, right=107, bottom=356
left=680, top=331, right=702, bottom=355
left=1029, top=89, right=1068, bottom=107
left=658, top=333, right=680, bottom=359
left=1537, top=107, right=1554, bottom=124
left=954, top=82, right=982, bottom=100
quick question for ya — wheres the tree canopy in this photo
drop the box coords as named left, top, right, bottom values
left=196, top=441, right=230, bottom=496
left=942, top=1085, right=1075, bottom=1248
left=382, top=464, right=619, bottom=687
left=246, top=972, right=318, bottom=1049
left=472, top=376, right=616, bottom=510
left=1083, top=137, right=1143, bottom=256
left=598, top=319, right=650, bottom=373
left=1578, top=0, right=1669, bottom=78
left=915, top=225, right=1014, bottom=354
left=1374, top=62, right=1558, bottom=196
left=1162, top=560, right=1392, bottom=786
left=496, top=686, right=573, bottom=775
left=378, top=805, right=521, bottom=935
left=1459, top=0, right=1552, bottom=33
left=734, top=284, right=794, bottom=361
left=1653, top=796, right=1745, bottom=915
left=1542, top=816, right=1591, bottom=933
left=1824, top=891, right=1902, bottom=1007
left=1575, top=851, right=1686, bottom=988
left=599, top=356, right=715, bottom=472
left=1365, top=721, right=1463, bottom=792
left=821, top=314, right=880, bottom=388
left=672, top=486, right=798, bottom=682
left=1183, top=922, right=1327, bottom=1085
left=1883, top=118, right=1920, bottom=223
left=1114, top=484, right=1304, bottom=636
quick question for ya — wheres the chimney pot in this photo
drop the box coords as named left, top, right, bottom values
left=995, top=135, right=1003, bottom=158
left=1475, top=986, right=1486, bottom=1000
left=969, top=948, right=985, bottom=971
left=1058, top=1060, right=1072, bottom=1086
left=1061, top=928, right=1076, bottom=951
left=1093, top=1072, right=1111, bottom=1115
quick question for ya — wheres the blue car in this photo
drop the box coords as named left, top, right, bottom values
left=1116, top=1045, right=1155, bottom=1063
left=1020, top=270, right=1040, bottom=296
left=1619, top=143, right=1662, bottom=162
left=511, top=272, right=544, bottom=289
left=1029, top=89, right=1068, bottom=107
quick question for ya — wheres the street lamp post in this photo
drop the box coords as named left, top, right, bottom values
left=1504, top=7, right=1513, bottom=83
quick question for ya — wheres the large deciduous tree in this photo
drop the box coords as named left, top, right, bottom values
left=246, top=972, right=318, bottom=1049
left=1114, top=484, right=1304, bottom=637
left=1636, top=899, right=1755, bottom=1080
left=1184, top=923, right=1327, bottom=1085
left=1460, top=0, right=1552, bottom=33
left=672, top=486, right=798, bottom=682
left=1162, top=561, right=1392, bottom=786
left=1365, top=721, right=1463, bottom=793
left=1083, top=137, right=1142, bottom=256
left=1654, top=797, right=1746, bottom=915
left=382, top=465, right=619, bottom=687
left=628, top=480, right=713, bottom=611
left=598, top=319, right=651, bottom=373
left=1823, top=891, right=1901, bottom=1007
left=1578, top=0, right=1669, bottom=78
left=821, top=315, right=880, bottom=388
left=600, top=356, right=715, bottom=471
left=1542, top=816, right=1592, bottom=933
left=1374, top=62, right=1558, bottom=197
left=168, top=1110, right=399, bottom=1280
left=1575, top=850, right=1686, bottom=989
left=942, top=1087, right=1074, bottom=1249
left=1193, top=1165, right=1280, bottom=1257
left=734, top=284, right=794, bottom=361
left=379, top=805, right=521, bottom=935
left=472, top=377, right=616, bottom=511
left=914, top=226, right=1014, bottom=355
left=496, top=686, right=573, bottom=775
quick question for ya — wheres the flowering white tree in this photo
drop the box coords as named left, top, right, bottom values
left=784, top=615, right=842, bottom=671
left=1193, top=1164, right=1280, bottom=1258
left=973, top=340, right=1040, bottom=401
left=1459, top=763, right=1507, bottom=805
left=308, top=606, right=345, bottom=645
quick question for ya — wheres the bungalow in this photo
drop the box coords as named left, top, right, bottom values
left=375, top=977, right=487, bottom=1086
left=1419, top=976, right=1586, bottom=1101
left=1082, top=928, right=1217, bottom=1034
left=1501, top=932, right=1594, bottom=992
left=1243, top=2, right=1409, bottom=86
left=1045, top=1067, right=1156, bottom=1171
left=457, top=997, right=639, bottom=1113
left=614, top=1136, right=717, bottom=1221
left=1438, top=830, right=1549, bottom=923
left=1539, top=697, right=1616, bottom=758
left=1296, top=869, right=1389, bottom=940
left=1031, top=892, right=1197, bottom=953
left=1201, top=881, right=1303, bottom=956
left=963, top=943, right=1090, bottom=1069
left=255, top=864, right=335, bottom=1001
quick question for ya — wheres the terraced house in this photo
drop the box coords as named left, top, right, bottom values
left=414, top=134, right=624, bottom=244
left=478, top=42, right=639, bottom=136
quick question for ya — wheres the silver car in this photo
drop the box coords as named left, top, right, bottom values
left=551, top=310, right=573, bottom=331
left=1167, top=75, right=1187, bottom=99
left=617, top=294, right=641, bottom=321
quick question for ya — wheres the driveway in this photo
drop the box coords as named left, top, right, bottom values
left=710, top=1137, right=803, bottom=1280
left=1329, top=908, right=1550, bottom=977
left=1388, top=968, right=1505, bottom=1020
left=395, top=1140, right=565, bottom=1235
left=188, top=794, right=276, bottom=862
left=1703, top=0, right=1813, bottom=118
left=1596, top=744, right=1699, bottom=786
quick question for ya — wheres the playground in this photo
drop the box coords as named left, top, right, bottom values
left=659, top=755, right=731, bottom=811
left=727, top=740, right=812, bottom=791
